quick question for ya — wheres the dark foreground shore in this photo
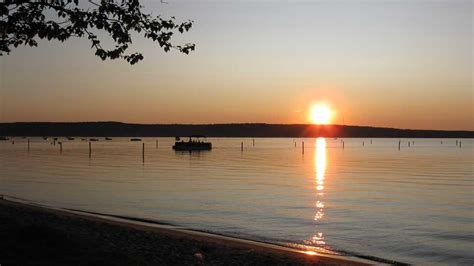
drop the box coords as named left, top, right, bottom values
left=0, top=199, right=373, bottom=266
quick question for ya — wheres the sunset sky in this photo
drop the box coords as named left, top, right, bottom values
left=0, top=0, right=472, bottom=130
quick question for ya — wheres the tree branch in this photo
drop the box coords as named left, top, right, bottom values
left=0, top=0, right=194, bottom=64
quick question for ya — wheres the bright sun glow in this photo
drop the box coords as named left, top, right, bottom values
left=309, top=104, right=333, bottom=125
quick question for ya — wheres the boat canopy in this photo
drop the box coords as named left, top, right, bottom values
left=175, top=135, right=206, bottom=139
left=188, top=135, right=206, bottom=138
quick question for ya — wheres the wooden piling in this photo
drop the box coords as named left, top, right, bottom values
left=408, top=141, right=410, bottom=147
left=142, top=143, right=145, bottom=162
left=241, top=142, right=243, bottom=152
left=459, top=141, right=462, bottom=148
left=398, top=140, right=401, bottom=150
left=253, top=138, right=255, bottom=147
left=156, top=140, right=158, bottom=149
left=60, top=142, right=62, bottom=154
left=27, top=139, right=30, bottom=152
left=342, top=141, right=345, bottom=149
left=370, top=139, right=372, bottom=144
left=89, top=142, right=91, bottom=158
left=363, top=141, right=364, bottom=146
left=302, top=141, right=304, bottom=154
left=456, top=140, right=458, bottom=146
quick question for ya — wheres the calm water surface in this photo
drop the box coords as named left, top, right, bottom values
left=1, top=138, right=473, bottom=265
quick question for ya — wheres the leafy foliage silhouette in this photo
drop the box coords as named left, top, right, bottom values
left=0, top=0, right=195, bottom=64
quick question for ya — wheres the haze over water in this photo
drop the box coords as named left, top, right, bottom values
left=1, top=137, right=472, bottom=265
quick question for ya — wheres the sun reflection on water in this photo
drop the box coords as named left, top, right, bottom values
left=310, top=138, right=327, bottom=248
left=315, top=137, right=326, bottom=194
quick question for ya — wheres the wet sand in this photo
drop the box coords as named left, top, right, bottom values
left=0, top=198, right=374, bottom=265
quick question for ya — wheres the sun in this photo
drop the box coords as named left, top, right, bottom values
left=309, top=103, right=333, bottom=125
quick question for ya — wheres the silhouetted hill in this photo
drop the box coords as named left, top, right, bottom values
left=0, top=122, right=472, bottom=138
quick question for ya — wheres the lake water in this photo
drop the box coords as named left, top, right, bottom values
left=0, top=137, right=472, bottom=265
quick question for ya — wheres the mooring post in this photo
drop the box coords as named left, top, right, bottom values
left=253, top=138, right=255, bottom=147
left=27, top=139, right=30, bottom=152
left=142, top=143, right=145, bottom=162
left=370, top=139, right=372, bottom=144
left=89, top=142, right=91, bottom=158
left=302, top=141, right=304, bottom=154
left=363, top=141, right=364, bottom=146
left=294, top=141, right=296, bottom=148
left=408, top=141, right=410, bottom=147
left=398, top=140, right=401, bottom=150
left=342, top=141, right=345, bottom=149
left=459, top=141, right=462, bottom=148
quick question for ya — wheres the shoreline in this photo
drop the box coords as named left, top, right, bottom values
left=0, top=196, right=381, bottom=265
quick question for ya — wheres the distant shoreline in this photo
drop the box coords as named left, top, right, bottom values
left=1, top=122, right=473, bottom=138
left=0, top=197, right=377, bottom=265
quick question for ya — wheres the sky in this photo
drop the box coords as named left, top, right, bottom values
left=0, top=0, right=472, bottom=130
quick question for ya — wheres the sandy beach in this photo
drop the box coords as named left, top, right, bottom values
left=0, top=198, right=376, bottom=266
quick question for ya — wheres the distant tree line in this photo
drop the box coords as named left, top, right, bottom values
left=0, top=122, right=472, bottom=138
